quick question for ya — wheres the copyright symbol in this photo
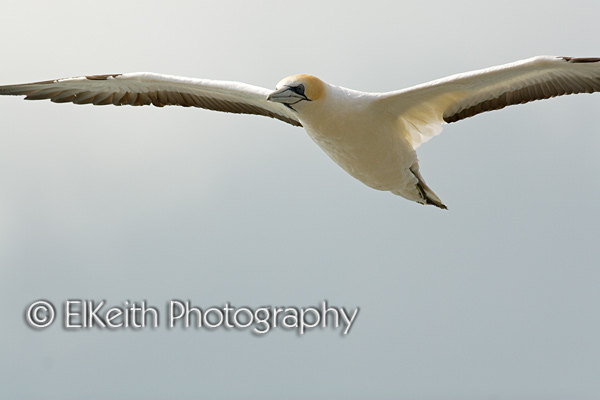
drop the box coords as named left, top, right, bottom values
left=26, top=300, right=56, bottom=328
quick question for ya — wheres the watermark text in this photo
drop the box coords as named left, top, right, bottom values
left=25, top=300, right=359, bottom=336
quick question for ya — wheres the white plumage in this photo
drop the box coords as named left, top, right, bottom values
left=1, top=55, right=599, bottom=209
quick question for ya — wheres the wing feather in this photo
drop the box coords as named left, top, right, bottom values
left=0, top=72, right=302, bottom=127
left=378, top=56, right=600, bottom=148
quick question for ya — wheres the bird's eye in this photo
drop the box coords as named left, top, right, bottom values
left=295, top=84, right=305, bottom=95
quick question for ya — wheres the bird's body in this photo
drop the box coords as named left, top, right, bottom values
left=1, top=56, right=599, bottom=209
left=294, top=82, right=431, bottom=205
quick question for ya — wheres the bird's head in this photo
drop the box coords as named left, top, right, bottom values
left=267, top=74, right=325, bottom=112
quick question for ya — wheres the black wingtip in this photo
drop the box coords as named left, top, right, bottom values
left=561, top=57, right=600, bottom=63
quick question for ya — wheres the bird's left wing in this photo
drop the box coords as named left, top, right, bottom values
left=0, top=72, right=302, bottom=127
left=376, top=56, right=600, bottom=148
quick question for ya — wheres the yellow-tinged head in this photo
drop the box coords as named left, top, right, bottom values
left=267, top=74, right=326, bottom=110
left=282, top=74, right=325, bottom=101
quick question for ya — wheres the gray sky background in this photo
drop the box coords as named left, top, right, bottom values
left=1, top=1, right=599, bottom=399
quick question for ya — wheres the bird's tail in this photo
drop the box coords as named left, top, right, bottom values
left=415, top=179, right=447, bottom=209
left=393, top=165, right=447, bottom=210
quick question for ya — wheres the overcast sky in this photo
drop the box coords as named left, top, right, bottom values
left=1, top=1, right=599, bottom=399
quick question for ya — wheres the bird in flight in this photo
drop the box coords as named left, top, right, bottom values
left=1, top=56, right=599, bottom=209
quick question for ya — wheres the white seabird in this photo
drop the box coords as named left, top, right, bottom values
left=1, top=55, right=599, bottom=209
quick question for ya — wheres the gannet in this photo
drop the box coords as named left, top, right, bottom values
left=1, top=56, right=599, bottom=209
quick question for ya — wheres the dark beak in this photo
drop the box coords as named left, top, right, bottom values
left=267, top=87, right=307, bottom=104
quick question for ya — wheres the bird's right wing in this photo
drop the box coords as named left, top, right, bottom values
left=376, top=56, right=600, bottom=148
left=0, top=72, right=302, bottom=127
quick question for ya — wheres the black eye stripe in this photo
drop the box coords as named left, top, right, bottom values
left=294, top=84, right=305, bottom=95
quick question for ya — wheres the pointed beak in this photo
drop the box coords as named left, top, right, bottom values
left=266, top=87, right=307, bottom=104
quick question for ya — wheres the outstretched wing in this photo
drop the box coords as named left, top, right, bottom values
left=0, top=72, right=302, bottom=127
left=377, top=56, right=600, bottom=148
